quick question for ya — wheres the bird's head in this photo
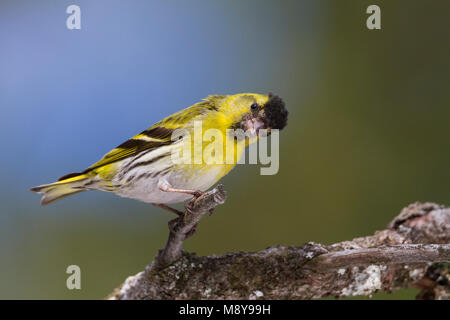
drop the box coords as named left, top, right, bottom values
left=216, top=93, right=288, bottom=136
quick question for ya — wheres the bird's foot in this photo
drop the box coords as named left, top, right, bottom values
left=184, top=190, right=204, bottom=213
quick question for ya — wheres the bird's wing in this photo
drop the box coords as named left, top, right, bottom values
left=154, top=100, right=219, bottom=129
left=82, top=102, right=218, bottom=175
left=82, top=126, right=175, bottom=175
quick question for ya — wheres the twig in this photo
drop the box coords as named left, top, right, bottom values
left=153, top=184, right=227, bottom=269
left=314, top=244, right=449, bottom=269
left=109, top=202, right=450, bottom=300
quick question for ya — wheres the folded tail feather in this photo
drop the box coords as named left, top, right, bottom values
left=30, top=172, right=90, bottom=205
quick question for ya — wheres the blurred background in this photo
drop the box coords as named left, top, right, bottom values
left=1, top=0, right=449, bottom=299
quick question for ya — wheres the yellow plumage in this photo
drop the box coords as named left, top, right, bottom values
left=30, top=93, right=287, bottom=206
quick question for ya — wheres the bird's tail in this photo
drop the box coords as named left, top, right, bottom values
left=30, top=173, right=90, bottom=205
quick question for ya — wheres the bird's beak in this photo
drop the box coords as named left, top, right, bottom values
left=245, top=117, right=265, bottom=135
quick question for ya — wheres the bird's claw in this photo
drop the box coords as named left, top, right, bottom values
left=184, top=190, right=203, bottom=212
left=192, top=190, right=203, bottom=198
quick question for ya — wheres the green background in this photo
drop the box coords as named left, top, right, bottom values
left=1, top=0, right=449, bottom=299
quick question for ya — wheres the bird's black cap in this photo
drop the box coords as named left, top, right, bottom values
left=264, top=93, right=288, bottom=130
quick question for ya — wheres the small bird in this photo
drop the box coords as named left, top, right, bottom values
left=30, top=93, right=288, bottom=215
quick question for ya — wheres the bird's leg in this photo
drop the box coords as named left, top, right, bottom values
left=157, top=179, right=205, bottom=235
left=157, top=179, right=204, bottom=212
left=152, top=203, right=184, bottom=217
left=158, top=179, right=203, bottom=198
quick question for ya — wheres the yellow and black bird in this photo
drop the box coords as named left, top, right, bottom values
left=31, top=93, right=287, bottom=213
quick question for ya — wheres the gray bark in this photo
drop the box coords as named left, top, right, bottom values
left=109, top=200, right=450, bottom=300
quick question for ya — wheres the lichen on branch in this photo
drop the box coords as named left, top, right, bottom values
left=109, top=201, right=450, bottom=300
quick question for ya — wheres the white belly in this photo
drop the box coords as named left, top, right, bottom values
left=113, top=158, right=224, bottom=204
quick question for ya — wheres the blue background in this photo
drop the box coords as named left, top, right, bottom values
left=1, top=0, right=449, bottom=299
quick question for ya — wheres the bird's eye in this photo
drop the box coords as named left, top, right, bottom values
left=250, top=103, right=259, bottom=111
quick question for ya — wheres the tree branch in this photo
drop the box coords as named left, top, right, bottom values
left=153, top=185, right=227, bottom=270
left=109, top=201, right=450, bottom=300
